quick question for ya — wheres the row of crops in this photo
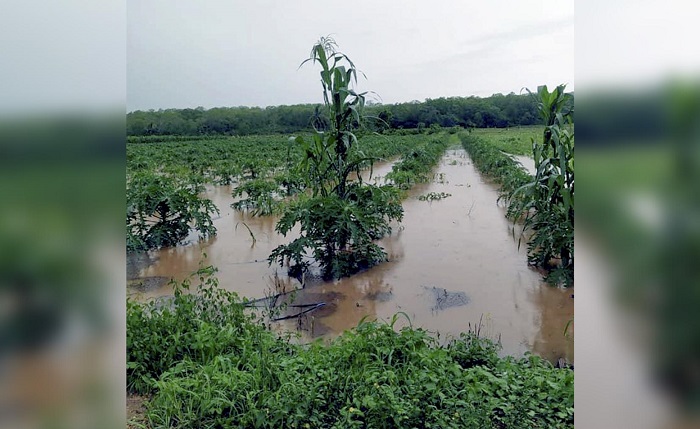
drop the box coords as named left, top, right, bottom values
left=461, top=85, right=574, bottom=286
left=127, top=133, right=435, bottom=184
left=126, top=133, right=448, bottom=252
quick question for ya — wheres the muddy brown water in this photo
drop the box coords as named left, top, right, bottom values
left=513, top=155, right=536, bottom=176
left=127, top=150, right=573, bottom=363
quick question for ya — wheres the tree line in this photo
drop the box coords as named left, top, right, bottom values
left=127, top=91, right=572, bottom=136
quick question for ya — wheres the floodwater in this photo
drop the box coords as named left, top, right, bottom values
left=128, top=149, right=573, bottom=363
left=513, top=155, right=536, bottom=175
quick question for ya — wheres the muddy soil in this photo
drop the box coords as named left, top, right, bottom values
left=128, top=150, right=573, bottom=363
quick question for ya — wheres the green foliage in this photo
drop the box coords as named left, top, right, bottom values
left=127, top=135, right=303, bottom=185
left=269, top=38, right=404, bottom=279
left=126, top=92, right=548, bottom=137
left=461, top=86, right=574, bottom=286
left=509, top=85, right=574, bottom=285
left=126, top=172, right=218, bottom=251
left=471, top=126, right=543, bottom=156
left=231, top=178, right=282, bottom=216
left=458, top=133, right=533, bottom=204
left=126, top=266, right=273, bottom=394
left=385, top=136, right=451, bottom=189
left=270, top=184, right=403, bottom=279
left=127, top=133, right=441, bottom=189
left=127, top=275, right=574, bottom=428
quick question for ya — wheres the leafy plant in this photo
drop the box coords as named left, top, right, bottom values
left=459, top=117, right=574, bottom=286
left=126, top=172, right=218, bottom=251
left=231, top=178, right=282, bottom=216
left=269, top=37, right=404, bottom=279
left=509, top=85, right=574, bottom=285
left=126, top=266, right=271, bottom=394
left=270, top=184, right=403, bottom=279
left=128, top=274, right=574, bottom=428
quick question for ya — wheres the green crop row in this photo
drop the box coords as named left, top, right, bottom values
left=459, top=84, right=574, bottom=287
left=458, top=133, right=532, bottom=213
left=385, top=135, right=452, bottom=190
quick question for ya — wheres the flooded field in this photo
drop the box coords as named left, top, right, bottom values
left=128, top=149, right=573, bottom=363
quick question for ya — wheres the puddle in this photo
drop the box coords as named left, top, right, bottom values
left=128, top=150, right=573, bottom=363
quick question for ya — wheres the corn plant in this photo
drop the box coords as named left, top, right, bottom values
left=510, top=85, right=574, bottom=285
left=269, top=37, right=403, bottom=279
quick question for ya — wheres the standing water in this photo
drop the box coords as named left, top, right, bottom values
left=128, top=149, right=573, bottom=363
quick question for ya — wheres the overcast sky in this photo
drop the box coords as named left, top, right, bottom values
left=127, top=0, right=574, bottom=112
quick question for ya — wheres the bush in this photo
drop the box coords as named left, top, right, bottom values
left=126, top=267, right=275, bottom=394
left=269, top=184, right=403, bottom=279
left=126, top=172, right=218, bottom=251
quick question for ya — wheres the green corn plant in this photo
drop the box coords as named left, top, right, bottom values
left=510, top=84, right=574, bottom=285
left=269, top=37, right=403, bottom=280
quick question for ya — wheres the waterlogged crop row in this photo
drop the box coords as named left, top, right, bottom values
left=128, top=269, right=574, bottom=428
left=126, top=133, right=449, bottom=250
left=459, top=83, right=574, bottom=287
left=385, top=135, right=452, bottom=189
left=127, top=133, right=434, bottom=185
left=127, top=134, right=302, bottom=185
left=458, top=133, right=533, bottom=210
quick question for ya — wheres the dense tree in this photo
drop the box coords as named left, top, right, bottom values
left=127, top=91, right=572, bottom=136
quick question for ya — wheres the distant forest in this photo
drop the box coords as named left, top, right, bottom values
left=127, top=92, right=574, bottom=136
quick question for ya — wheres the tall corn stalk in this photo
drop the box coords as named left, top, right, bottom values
left=269, top=37, right=403, bottom=280
left=511, top=85, right=574, bottom=285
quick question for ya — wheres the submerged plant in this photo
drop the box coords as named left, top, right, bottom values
left=269, top=37, right=403, bottom=279
left=231, top=178, right=282, bottom=216
left=418, top=192, right=452, bottom=202
left=126, top=172, right=218, bottom=251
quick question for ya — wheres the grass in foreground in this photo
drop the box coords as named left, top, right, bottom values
left=128, top=268, right=573, bottom=428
